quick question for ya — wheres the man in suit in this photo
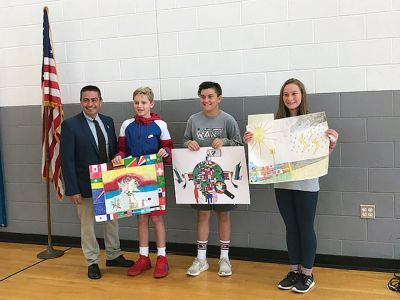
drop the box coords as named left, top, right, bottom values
left=60, top=85, right=133, bottom=279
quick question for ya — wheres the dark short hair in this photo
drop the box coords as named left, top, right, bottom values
left=80, top=85, right=102, bottom=102
left=198, top=81, right=222, bottom=96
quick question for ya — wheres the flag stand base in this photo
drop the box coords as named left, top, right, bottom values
left=37, top=245, right=64, bottom=259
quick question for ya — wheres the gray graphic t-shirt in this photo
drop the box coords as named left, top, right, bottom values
left=183, top=110, right=242, bottom=147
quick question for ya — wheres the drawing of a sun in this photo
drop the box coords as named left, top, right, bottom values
left=249, top=122, right=283, bottom=161
left=249, top=123, right=272, bottom=157
left=253, top=126, right=266, bottom=143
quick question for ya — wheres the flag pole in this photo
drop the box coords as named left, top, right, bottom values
left=37, top=105, right=64, bottom=259
left=37, top=7, right=64, bottom=259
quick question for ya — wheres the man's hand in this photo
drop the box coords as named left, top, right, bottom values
left=69, top=194, right=82, bottom=205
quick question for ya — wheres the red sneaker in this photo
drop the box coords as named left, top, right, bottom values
left=127, top=255, right=151, bottom=276
left=153, top=255, right=169, bottom=278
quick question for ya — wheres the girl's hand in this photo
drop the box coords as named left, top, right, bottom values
left=157, top=148, right=169, bottom=158
left=187, top=140, right=200, bottom=151
left=112, top=155, right=123, bottom=164
left=243, top=131, right=254, bottom=144
left=212, top=138, right=224, bottom=149
left=325, top=129, right=339, bottom=153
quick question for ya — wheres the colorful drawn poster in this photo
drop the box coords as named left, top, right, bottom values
left=89, top=154, right=166, bottom=222
left=247, top=112, right=330, bottom=184
left=172, top=146, right=250, bottom=204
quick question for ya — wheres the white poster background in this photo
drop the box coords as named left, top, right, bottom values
left=172, top=146, right=250, bottom=204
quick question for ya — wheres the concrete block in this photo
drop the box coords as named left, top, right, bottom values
left=341, top=143, right=393, bottom=167
left=342, top=192, right=394, bottom=218
left=369, top=168, right=400, bottom=193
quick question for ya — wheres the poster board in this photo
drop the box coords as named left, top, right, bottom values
left=247, top=112, right=330, bottom=184
left=172, top=146, right=250, bottom=204
left=89, top=154, right=165, bottom=222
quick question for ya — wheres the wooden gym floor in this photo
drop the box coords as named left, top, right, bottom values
left=0, top=242, right=398, bottom=300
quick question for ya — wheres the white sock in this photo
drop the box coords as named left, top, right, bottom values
left=220, top=240, right=230, bottom=259
left=139, top=246, right=149, bottom=257
left=157, top=247, right=166, bottom=257
left=197, top=240, right=208, bottom=260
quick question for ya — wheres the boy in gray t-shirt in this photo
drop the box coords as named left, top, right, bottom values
left=183, top=81, right=242, bottom=278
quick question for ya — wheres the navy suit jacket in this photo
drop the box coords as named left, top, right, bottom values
left=60, top=112, right=117, bottom=198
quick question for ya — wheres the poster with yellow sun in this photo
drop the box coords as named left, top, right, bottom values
left=247, top=112, right=330, bottom=184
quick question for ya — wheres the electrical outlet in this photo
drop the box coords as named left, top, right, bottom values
left=360, top=205, right=375, bottom=219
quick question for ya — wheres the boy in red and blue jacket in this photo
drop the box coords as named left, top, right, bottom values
left=113, top=87, right=173, bottom=278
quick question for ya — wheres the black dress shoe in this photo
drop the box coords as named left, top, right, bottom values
left=106, top=255, right=134, bottom=267
left=88, top=264, right=101, bottom=279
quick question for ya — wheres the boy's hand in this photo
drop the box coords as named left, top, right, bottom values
left=157, top=148, right=169, bottom=158
left=212, top=138, right=224, bottom=149
left=112, top=155, right=123, bottom=164
left=187, top=140, right=200, bottom=151
left=243, top=131, right=254, bottom=144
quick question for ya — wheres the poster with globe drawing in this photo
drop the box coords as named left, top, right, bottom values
left=172, top=146, right=250, bottom=204
left=247, top=112, right=330, bottom=184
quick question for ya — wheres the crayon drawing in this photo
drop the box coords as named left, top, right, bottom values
left=247, top=112, right=330, bottom=184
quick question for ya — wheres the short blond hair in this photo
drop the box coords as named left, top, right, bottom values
left=133, top=86, right=154, bottom=102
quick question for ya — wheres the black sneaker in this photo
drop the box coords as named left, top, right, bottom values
left=278, top=271, right=300, bottom=290
left=292, top=274, right=315, bottom=293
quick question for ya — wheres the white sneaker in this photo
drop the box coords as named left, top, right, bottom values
left=186, top=258, right=209, bottom=276
left=218, top=257, right=232, bottom=277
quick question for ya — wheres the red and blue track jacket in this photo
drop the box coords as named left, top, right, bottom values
left=116, top=112, right=173, bottom=163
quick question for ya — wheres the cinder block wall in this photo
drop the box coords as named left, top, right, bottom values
left=1, top=1, right=400, bottom=260
left=2, top=90, right=400, bottom=259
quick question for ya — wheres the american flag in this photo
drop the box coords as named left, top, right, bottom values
left=41, top=7, right=64, bottom=199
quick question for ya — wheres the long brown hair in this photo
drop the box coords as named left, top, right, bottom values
left=275, top=78, right=308, bottom=119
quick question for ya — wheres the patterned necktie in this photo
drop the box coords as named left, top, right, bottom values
left=92, top=119, right=107, bottom=163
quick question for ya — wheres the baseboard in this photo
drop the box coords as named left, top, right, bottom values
left=1, top=232, right=398, bottom=273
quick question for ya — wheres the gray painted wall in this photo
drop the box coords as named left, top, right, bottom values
left=0, top=90, right=399, bottom=259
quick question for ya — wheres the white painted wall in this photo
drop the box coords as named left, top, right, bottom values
left=0, top=0, right=399, bottom=106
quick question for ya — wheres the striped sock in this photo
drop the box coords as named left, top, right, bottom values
left=197, top=240, right=208, bottom=260
left=220, top=240, right=230, bottom=259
